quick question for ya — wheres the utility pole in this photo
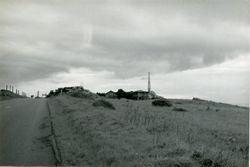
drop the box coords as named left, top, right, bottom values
left=148, top=72, right=151, bottom=93
left=11, top=86, right=14, bottom=93
left=6, top=85, right=8, bottom=90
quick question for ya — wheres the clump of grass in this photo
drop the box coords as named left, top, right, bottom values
left=201, top=159, right=213, bottom=167
left=152, top=99, right=172, bottom=107
left=69, top=90, right=97, bottom=99
left=93, top=100, right=115, bottom=110
left=191, top=151, right=203, bottom=161
left=173, top=107, right=188, bottom=112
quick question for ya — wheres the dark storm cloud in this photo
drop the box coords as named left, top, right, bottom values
left=0, top=55, right=68, bottom=85
left=0, top=0, right=249, bottom=84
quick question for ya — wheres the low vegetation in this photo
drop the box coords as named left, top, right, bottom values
left=49, top=96, right=249, bottom=167
left=46, top=86, right=97, bottom=99
left=152, top=99, right=172, bottom=107
left=173, top=107, right=188, bottom=112
left=92, top=99, right=115, bottom=110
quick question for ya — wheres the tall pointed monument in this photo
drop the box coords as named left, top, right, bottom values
left=148, top=72, right=151, bottom=93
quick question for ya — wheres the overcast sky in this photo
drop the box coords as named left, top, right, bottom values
left=0, top=0, right=249, bottom=106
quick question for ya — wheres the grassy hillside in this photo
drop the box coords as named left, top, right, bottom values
left=48, top=95, right=249, bottom=167
left=0, top=89, right=24, bottom=100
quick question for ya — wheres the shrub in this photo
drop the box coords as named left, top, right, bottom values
left=173, top=107, right=188, bottom=112
left=69, top=91, right=94, bottom=99
left=192, top=97, right=202, bottom=101
left=116, top=89, right=127, bottom=99
left=191, top=151, right=203, bottom=160
left=93, top=100, right=115, bottom=110
left=201, top=159, right=213, bottom=167
left=96, top=92, right=106, bottom=97
left=152, top=99, right=172, bottom=107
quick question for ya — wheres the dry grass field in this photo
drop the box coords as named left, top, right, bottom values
left=48, top=95, right=249, bottom=167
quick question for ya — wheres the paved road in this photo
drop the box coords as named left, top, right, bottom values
left=0, top=98, right=55, bottom=165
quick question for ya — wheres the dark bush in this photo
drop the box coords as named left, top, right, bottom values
left=93, top=100, right=115, bottom=110
left=191, top=151, right=202, bottom=160
left=192, top=97, right=202, bottom=101
left=213, top=163, right=222, bottom=167
left=69, top=91, right=94, bottom=99
left=152, top=99, right=172, bottom=107
left=201, top=159, right=213, bottom=167
left=46, top=90, right=54, bottom=97
left=96, top=92, right=106, bottom=97
left=116, top=89, right=126, bottom=99
left=115, top=89, right=137, bottom=100
left=173, top=107, right=188, bottom=112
